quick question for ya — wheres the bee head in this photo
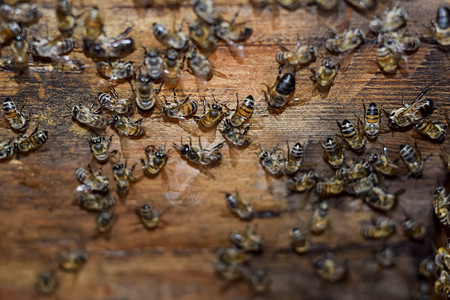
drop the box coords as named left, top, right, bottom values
left=180, top=144, right=190, bottom=155
left=142, top=204, right=151, bottom=210
left=110, top=115, right=119, bottom=125
left=368, top=153, right=378, bottom=163
left=152, top=23, right=167, bottom=39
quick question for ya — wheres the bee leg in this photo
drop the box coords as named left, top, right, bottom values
left=173, top=89, right=178, bottom=104
left=140, top=158, right=147, bottom=167
left=155, top=81, right=164, bottom=93
left=197, top=136, right=202, bottom=149
left=211, top=142, right=224, bottom=151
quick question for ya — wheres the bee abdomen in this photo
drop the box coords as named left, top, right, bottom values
left=276, top=73, right=295, bottom=95
left=399, top=144, right=417, bottom=163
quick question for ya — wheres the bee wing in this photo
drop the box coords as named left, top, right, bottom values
left=338, top=50, right=356, bottom=72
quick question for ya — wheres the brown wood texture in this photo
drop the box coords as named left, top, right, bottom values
left=0, top=0, right=449, bottom=299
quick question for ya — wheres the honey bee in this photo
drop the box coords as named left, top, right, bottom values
left=413, top=281, right=431, bottom=300
left=77, top=191, right=116, bottom=211
left=228, top=94, right=254, bottom=127
left=283, top=142, right=304, bottom=175
left=258, top=144, right=286, bottom=176
left=431, top=6, right=450, bottom=49
left=360, top=217, right=396, bottom=239
left=419, top=258, right=437, bottom=278
left=194, top=97, right=227, bottom=128
left=136, top=204, right=159, bottom=230
left=141, top=144, right=169, bottom=176
left=215, top=261, right=245, bottom=281
left=110, top=115, right=145, bottom=137
left=401, top=218, right=426, bottom=241
left=75, top=164, right=109, bottom=192
left=413, top=118, right=447, bottom=141
left=112, top=160, right=136, bottom=195
left=162, top=90, right=198, bottom=119
left=368, top=147, right=399, bottom=177
left=248, top=269, right=270, bottom=294
left=325, top=29, right=365, bottom=53
left=262, top=68, right=296, bottom=110
left=95, top=211, right=116, bottom=233
left=163, top=48, right=183, bottom=85
left=189, top=19, right=218, bottom=52
left=3, top=97, right=27, bottom=131
left=310, top=201, right=329, bottom=234
left=314, top=254, right=348, bottom=282
left=152, top=22, right=189, bottom=51
left=31, top=38, right=74, bottom=62
left=36, top=270, right=58, bottom=296
left=278, top=0, right=301, bottom=10
left=0, top=3, right=40, bottom=23
left=369, top=5, right=408, bottom=33
left=193, top=0, right=222, bottom=25
left=185, top=45, right=213, bottom=81
left=89, top=135, right=116, bottom=163
left=229, top=225, right=262, bottom=252
left=225, top=191, right=254, bottom=220
left=14, top=127, right=48, bottom=153
left=336, top=119, right=366, bottom=152
left=364, top=187, right=404, bottom=212
left=83, top=28, right=135, bottom=58
left=0, top=22, right=21, bottom=44
left=435, top=269, right=450, bottom=298
left=276, top=38, right=317, bottom=68
left=56, top=0, right=76, bottom=36
left=214, top=13, right=253, bottom=55
left=361, top=101, right=381, bottom=139
left=435, top=245, right=450, bottom=270
left=399, top=142, right=425, bottom=177
left=173, top=137, right=224, bottom=166
left=315, top=177, right=344, bottom=196
left=378, top=30, right=420, bottom=53
left=70, top=103, right=108, bottom=131
left=310, top=57, right=338, bottom=90
left=344, top=0, right=375, bottom=11
left=98, top=88, right=133, bottom=115
left=321, top=137, right=344, bottom=169
left=374, top=247, right=395, bottom=268
left=335, top=159, right=372, bottom=181
left=11, top=35, right=28, bottom=73
left=286, top=171, right=318, bottom=192
left=218, top=247, right=250, bottom=265
left=133, top=76, right=163, bottom=112
left=433, top=186, right=450, bottom=226
left=59, top=251, right=87, bottom=272
left=315, top=0, right=339, bottom=10
left=96, top=60, right=134, bottom=81
left=83, top=6, right=104, bottom=41
left=376, top=46, right=398, bottom=74
left=345, top=173, right=378, bottom=196
left=220, top=119, right=251, bottom=147
left=289, top=227, right=310, bottom=254
left=0, top=139, right=14, bottom=160
left=142, top=47, right=164, bottom=81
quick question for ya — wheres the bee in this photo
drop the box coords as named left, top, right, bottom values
left=215, top=261, right=245, bottom=281
left=336, top=119, right=366, bottom=152
left=413, top=118, right=447, bottom=141
left=378, top=30, right=420, bottom=53
left=228, top=94, right=254, bottom=128
left=185, top=45, right=213, bottom=81
left=360, top=217, right=396, bottom=239
left=59, top=251, right=87, bottom=272
left=276, top=38, right=317, bottom=68
left=310, top=201, right=329, bottom=235
left=188, top=19, right=218, bottom=52
left=70, top=103, right=108, bottom=131
left=0, top=22, right=21, bottom=44
left=83, top=6, right=104, bottom=41
left=194, top=96, right=227, bottom=128
left=11, top=35, right=28, bottom=73
left=314, top=254, right=348, bottom=282
left=257, top=144, right=286, bottom=176
left=369, top=5, right=408, bottom=33
left=75, top=165, right=109, bottom=193
left=229, top=225, right=262, bottom=252
left=315, top=177, right=344, bottom=196
left=418, top=258, right=437, bottom=278
left=110, top=115, right=145, bottom=137
left=364, top=187, right=404, bottom=212
left=435, top=246, right=450, bottom=270
left=89, top=135, right=115, bottom=163
left=141, top=144, right=169, bottom=176
left=321, top=137, right=344, bottom=169
left=96, top=60, right=134, bottom=81
left=374, top=247, right=395, bottom=268
left=77, top=191, right=116, bottom=211
left=36, top=270, right=58, bottom=296
left=344, top=0, right=375, bottom=11
left=282, top=142, right=304, bottom=175
left=193, top=0, right=222, bottom=25
left=435, top=269, right=450, bottom=298
left=0, top=139, right=14, bottom=160
left=315, top=0, right=339, bottom=10
left=220, top=119, right=251, bottom=147
left=225, top=191, right=254, bottom=220
left=83, top=28, right=135, bottom=58
left=345, top=173, right=378, bottom=196
left=278, top=0, right=301, bottom=10
left=162, top=90, right=198, bottom=119
left=335, top=159, right=372, bottom=181
left=133, top=78, right=162, bottom=112
left=3, top=97, right=27, bottom=131
left=142, top=47, right=164, bottom=81
left=98, top=87, right=133, bottom=115
left=14, top=127, right=48, bottom=153
left=289, top=227, right=310, bottom=254
left=56, top=0, right=76, bottom=36
left=214, top=13, right=253, bottom=54
left=152, top=22, right=189, bottom=51
left=112, top=160, right=136, bottom=195
left=368, top=147, right=399, bottom=177
left=399, top=142, right=425, bottom=177
left=325, top=29, right=365, bottom=53
left=262, top=68, right=296, bottom=110
left=433, top=186, right=450, bottom=226
left=401, top=218, right=426, bottom=241
left=286, top=171, right=318, bottom=192
left=95, top=211, right=116, bottom=233
left=163, top=48, right=183, bottom=85
left=173, top=137, right=224, bottom=166
left=413, top=281, right=431, bottom=300
left=432, top=6, right=450, bottom=49
left=310, top=57, right=338, bottom=90
left=376, top=46, right=398, bottom=74
left=136, top=204, right=159, bottom=230
left=360, top=101, right=381, bottom=140
left=31, top=38, right=74, bottom=61
left=0, top=3, right=40, bottom=23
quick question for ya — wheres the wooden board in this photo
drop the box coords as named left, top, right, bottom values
left=0, top=0, right=449, bottom=299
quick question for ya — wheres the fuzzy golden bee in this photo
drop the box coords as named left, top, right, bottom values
left=162, top=48, right=183, bottom=86
left=364, top=187, right=403, bottom=212
left=401, top=218, right=426, bottom=241
left=31, top=38, right=74, bottom=61
left=83, top=29, right=134, bottom=58
left=289, top=227, right=310, bottom=254
left=136, top=204, right=160, bottom=230
left=286, top=171, right=318, bottom=193
left=110, top=115, right=145, bottom=137
left=173, top=137, right=223, bottom=166
left=399, top=142, right=425, bottom=177
left=344, top=173, right=378, bottom=196
left=0, top=3, right=40, bottom=23
left=0, top=22, right=21, bottom=44
left=141, top=144, right=169, bottom=176
left=59, top=251, right=87, bottom=272
left=433, top=186, right=450, bottom=226
left=361, top=101, right=381, bottom=139
left=321, top=137, right=344, bottom=169
left=98, top=88, right=133, bottom=115
left=325, top=29, right=365, bottom=53
left=335, top=159, right=372, bottom=181
left=220, top=119, right=252, bottom=147
left=95, top=211, right=116, bottom=233
left=193, top=0, right=222, bottom=25
left=432, top=6, right=450, bottom=49
left=368, top=147, right=399, bottom=177
left=70, top=103, right=108, bottom=131
left=152, top=22, right=189, bottom=51
left=96, top=60, right=134, bottom=81
left=75, top=164, right=109, bottom=192
left=310, top=57, right=338, bottom=90
left=263, top=68, right=296, bottom=110
left=314, top=254, right=347, bottom=282
left=276, top=38, right=317, bottom=68
left=3, top=97, right=27, bottom=131
left=413, top=118, right=447, bottom=141
left=229, top=225, right=262, bottom=252
left=194, top=97, right=227, bottom=128
left=189, top=19, right=218, bottom=52
left=374, top=247, right=395, bottom=268
left=315, top=176, right=344, bottom=196
left=369, top=5, right=408, bottom=33
left=142, top=47, right=164, bottom=81
left=14, top=127, right=48, bottom=153
left=361, top=217, right=396, bottom=239
left=0, top=139, right=14, bottom=160
left=376, top=46, right=398, bottom=74
left=89, top=135, right=116, bottom=163
left=225, top=191, right=254, bottom=220
left=112, top=160, right=136, bottom=195
left=133, top=76, right=163, bottom=112
left=83, top=6, right=104, bottom=41
left=162, top=90, right=198, bottom=119
left=56, top=0, right=76, bottom=36
left=258, top=144, right=286, bottom=176
left=336, top=119, right=366, bottom=152
left=310, top=201, right=329, bottom=234
left=214, top=13, right=252, bottom=55
left=11, top=35, right=28, bottom=73
left=228, top=94, right=254, bottom=127
left=378, top=29, right=420, bottom=53
left=283, top=142, right=304, bottom=175
left=185, top=45, right=213, bottom=81
left=77, top=191, right=116, bottom=211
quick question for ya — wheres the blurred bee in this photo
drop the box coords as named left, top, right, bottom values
left=276, top=38, right=317, bottom=68
left=194, top=96, right=227, bottom=128
left=36, top=270, right=58, bottom=296
left=374, top=247, right=394, bottom=268
left=0, top=139, right=14, bottom=160
left=215, top=261, right=245, bottom=281
left=413, top=281, right=431, bottom=300
left=142, top=47, right=164, bottom=81
left=225, top=191, right=254, bottom=220
left=75, top=165, right=109, bottom=193
left=314, top=254, right=347, bottom=282
left=14, top=127, right=48, bottom=153
left=173, top=137, right=224, bottom=166
left=229, top=225, right=262, bottom=252
left=193, top=0, right=222, bottom=25
left=59, top=251, right=87, bottom=272
left=214, top=13, right=253, bottom=55
left=325, top=29, right=365, bottom=53
left=399, top=142, right=425, bottom=177
left=401, top=218, right=426, bottom=241
left=376, top=46, right=398, bottom=74
left=110, top=115, right=145, bottom=137
left=360, top=217, right=396, bottom=239
left=95, top=211, right=116, bottom=233
left=0, top=3, right=40, bottom=23
left=361, top=101, right=381, bottom=139
left=344, top=0, right=375, bottom=11
left=310, top=201, right=329, bottom=234
left=345, top=173, right=378, bottom=196
left=133, top=76, right=163, bottom=112
left=83, top=6, right=104, bottom=41
left=220, top=119, right=252, bottom=147
left=77, top=191, right=116, bottom=211
left=336, top=119, right=366, bottom=152
left=56, top=0, right=76, bottom=36
left=162, top=90, right=198, bottom=119
left=89, top=135, right=115, bottom=163
left=98, top=88, right=133, bottom=115
left=433, top=187, right=450, bottom=226
left=248, top=269, right=270, bottom=294
left=11, top=35, right=28, bottom=73
left=431, top=6, right=450, bottom=49
left=321, top=137, right=344, bottom=169
left=310, top=57, right=338, bottom=90
left=262, top=68, right=296, bottom=110
left=369, top=5, right=408, bottom=33
left=112, top=160, right=136, bottom=195
left=258, top=144, right=286, bottom=176
left=435, top=246, right=450, bottom=270
left=3, top=97, right=27, bottom=131
left=419, top=258, right=437, bottom=278
left=278, top=0, right=301, bottom=10
left=289, top=227, right=310, bottom=254
left=96, top=60, right=134, bottom=81
left=152, top=22, right=189, bottom=51
left=141, top=144, right=169, bottom=176
left=0, top=22, right=21, bottom=44
left=70, top=103, right=108, bottom=131
left=163, top=48, right=183, bottom=85
left=136, top=204, right=159, bottom=230
left=435, top=269, right=450, bottom=298
left=286, top=171, right=318, bottom=192
left=315, top=177, right=344, bottom=196
left=283, top=142, right=303, bottom=175
left=218, top=247, right=250, bottom=265
left=228, top=94, right=254, bottom=127
left=185, top=45, right=213, bottom=81
left=368, top=147, right=399, bottom=177
left=335, top=159, right=372, bottom=181
left=189, top=19, right=218, bottom=52
left=364, top=187, right=404, bottom=212
left=378, top=30, right=420, bottom=53
left=83, top=29, right=135, bottom=58
left=413, top=118, right=447, bottom=141
left=31, top=38, right=74, bottom=62
left=315, top=0, right=339, bottom=10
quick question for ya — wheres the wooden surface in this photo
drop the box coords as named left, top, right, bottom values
left=0, top=0, right=449, bottom=299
